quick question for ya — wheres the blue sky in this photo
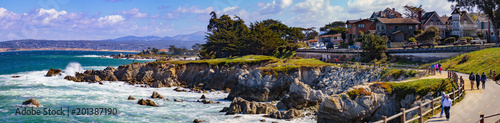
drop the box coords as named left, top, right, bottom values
left=0, top=0, right=458, bottom=41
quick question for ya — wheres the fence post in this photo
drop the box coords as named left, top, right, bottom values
left=419, top=103, right=423, bottom=123
left=401, top=108, right=406, bottom=123
left=480, top=114, right=485, bottom=123
left=382, top=116, right=387, bottom=123
left=431, top=99, right=434, bottom=116
left=452, top=88, right=455, bottom=104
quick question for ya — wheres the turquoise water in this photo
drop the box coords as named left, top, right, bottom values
left=0, top=51, right=314, bottom=122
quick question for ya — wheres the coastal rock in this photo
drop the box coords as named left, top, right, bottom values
left=269, top=108, right=303, bottom=119
left=200, top=95, right=206, bottom=99
left=11, top=76, right=20, bottom=78
left=225, top=97, right=278, bottom=115
left=84, top=75, right=102, bottom=82
left=201, top=99, right=213, bottom=104
left=220, top=107, right=229, bottom=112
left=64, top=75, right=82, bottom=82
left=151, top=91, right=163, bottom=99
left=128, top=95, right=135, bottom=100
left=137, top=99, right=157, bottom=107
left=98, top=66, right=118, bottom=81
left=45, top=68, right=61, bottom=77
left=277, top=79, right=325, bottom=110
left=193, top=119, right=205, bottom=123
left=227, top=69, right=295, bottom=102
left=22, top=98, right=40, bottom=107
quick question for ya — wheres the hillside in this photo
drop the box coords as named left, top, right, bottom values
left=432, top=47, right=500, bottom=81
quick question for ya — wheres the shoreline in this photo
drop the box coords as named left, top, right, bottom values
left=0, top=48, right=139, bottom=53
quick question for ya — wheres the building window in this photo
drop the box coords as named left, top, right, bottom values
left=348, top=25, right=351, bottom=29
left=395, top=26, right=399, bottom=30
left=430, top=21, right=434, bottom=26
left=409, top=25, right=413, bottom=29
left=358, top=24, right=365, bottom=28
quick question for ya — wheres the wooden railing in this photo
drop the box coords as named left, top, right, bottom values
left=335, top=61, right=420, bottom=70
left=372, top=71, right=465, bottom=123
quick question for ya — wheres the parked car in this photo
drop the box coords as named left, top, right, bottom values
left=349, top=45, right=361, bottom=50
left=453, top=39, right=467, bottom=46
left=470, top=38, right=487, bottom=45
left=403, top=42, right=417, bottom=49
left=418, top=42, right=435, bottom=48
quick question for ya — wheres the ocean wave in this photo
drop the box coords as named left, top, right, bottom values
left=75, top=55, right=112, bottom=58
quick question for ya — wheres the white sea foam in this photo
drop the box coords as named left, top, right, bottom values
left=0, top=68, right=316, bottom=122
left=75, top=55, right=112, bottom=58
left=64, top=62, right=85, bottom=76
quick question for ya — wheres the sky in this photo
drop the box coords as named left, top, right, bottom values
left=0, top=0, right=460, bottom=41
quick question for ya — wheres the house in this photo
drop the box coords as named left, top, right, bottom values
left=419, top=11, right=447, bottom=38
left=346, top=19, right=376, bottom=42
left=319, top=34, right=343, bottom=47
left=305, top=38, right=318, bottom=46
left=369, top=8, right=402, bottom=20
left=159, top=49, right=169, bottom=52
left=476, top=16, right=498, bottom=42
left=372, top=17, right=420, bottom=42
left=448, top=8, right=477, bottom=37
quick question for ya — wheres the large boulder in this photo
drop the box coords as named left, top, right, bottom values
left=151, top=91, right=163, bottom=99
left=137, top=99, right=157, bottom=107
left=277, top=79, right=325, bottom=110
left=22, top=98, right=40, bottom=107
left=225, top=97, right=279, bottom=115
left=227, top=69, right=295, bottom=102
left=45, top=68, right=61, bottom=77
left=98, top=66, right=118, bottom=81
left=128, top=95, right=135, bottom=100
left=269, top=108, right=303, bottom=119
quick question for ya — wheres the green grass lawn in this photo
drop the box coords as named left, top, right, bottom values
left=426, top=48, right=500, bottom=81
left=383, top=79, right=456, bottom=100
left=162, top=55, right=278, bottom=65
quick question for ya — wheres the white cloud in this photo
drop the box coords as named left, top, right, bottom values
left=97, top=15, right=125, bottom=26
left=259, top=0, right=293, bottom=15
left=420, top=0, right=455, bottom=16
left=118, top=8, right=148, bottom=18
left=287, top=0, right=346, bottom=28
left=174, top=5, right=214, bottom=14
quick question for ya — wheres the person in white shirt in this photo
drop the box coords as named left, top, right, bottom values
left=442, top=95, right=453, bottom=121
left=440, top=92, right=446, bottom=118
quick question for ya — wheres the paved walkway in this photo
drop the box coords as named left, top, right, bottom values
left=426, top=72, right=500, bottom=123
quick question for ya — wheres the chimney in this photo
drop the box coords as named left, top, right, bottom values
left=418, top=10, right=422, bottom=30
left=392, top=8, right=395, bottom=11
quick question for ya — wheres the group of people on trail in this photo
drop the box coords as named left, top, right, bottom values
left=469, top=72, right=488, bottom=90
left=440, top=92, right=453, bottom=121
left=429, top=63, right=442, bottom=75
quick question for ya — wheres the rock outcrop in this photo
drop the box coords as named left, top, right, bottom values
left=225, top=97, right=279, bottom=115
left=128, top=95, right=135, bottom=100
left=277, top=79, right=325, bottom=110
left=22, top=98, right=40, bottom=107
left=151, top=91, right=163, bottom=99
left=269, top=108, right=303, bottom=119
left=45, top=68, right=61, bottom=77
left=137, top=99, right=157, bottom=107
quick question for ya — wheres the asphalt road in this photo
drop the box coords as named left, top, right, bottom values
left=426, top=72, right=500, bottom=123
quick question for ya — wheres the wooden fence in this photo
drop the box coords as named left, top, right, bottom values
left=335, top=61, right=420, bottom=70
left=372, top=71, right=465, bottom=123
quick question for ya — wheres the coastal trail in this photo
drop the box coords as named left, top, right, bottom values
left=425, top=72, right=500, bottom=123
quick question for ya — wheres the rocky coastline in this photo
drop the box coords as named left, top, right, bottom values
left=60, top=60, right=428, bottom=122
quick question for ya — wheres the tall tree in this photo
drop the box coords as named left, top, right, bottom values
left=361, top=34, right=388, bottom=62
left=303, top=27, right=319, bottom=40
left=447, top=0, right=499, bottom=45
left=320, top=21, right=346, bottom=35
left=403, top=5, right=425, bottom=19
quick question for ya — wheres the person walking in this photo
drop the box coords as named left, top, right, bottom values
left=482, top=72, right=487, bottom=89
left=442, top=95, right=453, bottom=121
left=440, top=92, right=446, bottom=118
left=460, top=76, right=464, bottom=87
left=476, top=73, right=481, bottom=90
left=469, top=72, right=475, bottom=90
left=439, top=66, right=443, bottom=75
left=431, top=64, right=435, bottom=75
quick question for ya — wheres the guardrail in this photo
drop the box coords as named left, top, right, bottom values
left=335, top=61, right=420, bottom=70
left=297, top=45, right=498, bottom=54
left=372, top=71, right=465, bottom=123
left=479, top=113, right=500, bottom=123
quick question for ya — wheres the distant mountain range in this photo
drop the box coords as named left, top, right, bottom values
left=0, top=31, right=208, bottom=52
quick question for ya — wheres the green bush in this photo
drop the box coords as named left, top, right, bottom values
left=409, top=37, right=417, bottom=42
left=347, top=88, right=372, bottom=100
left=444, top=37, right=456, bottom=43
left=389, top=79, right=456, bottom=100
left=459, top=37, right=473, bottom=42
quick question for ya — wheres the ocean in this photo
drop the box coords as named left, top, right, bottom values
left=0, top=51, right=314, bottom=122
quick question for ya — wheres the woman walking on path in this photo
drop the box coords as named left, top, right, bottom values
left=443, top=95, right=453, bottom=121
left=440, top=92, right=446, bottom=118
left=439, top=66, right=443, bottom=75
left=469, top=72, right=475, bottom=90
left=476, top=73, right=481, bottom=90
left=481, top=72, right=487, bottom=89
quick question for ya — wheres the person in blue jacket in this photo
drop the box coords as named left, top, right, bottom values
left=476, top=73, right=481, bottom=90
left=481, top=72, right=487, bottom=89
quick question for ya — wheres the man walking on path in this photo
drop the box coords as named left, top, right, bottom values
left=476, top=73, right=481, bottom=90
left=442, top=95, right=453, bottom=121
left=469, top=72, right=475, bottom=90
left=440, top=92, right=446, bottom=118
left=482, top=72, right=487, bottom=89
left=460, top=76, right=464, bottom=87
left=431, top=65, right=435, bottom=75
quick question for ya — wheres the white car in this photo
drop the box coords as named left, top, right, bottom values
left=470, top=38, right=487, bottom=45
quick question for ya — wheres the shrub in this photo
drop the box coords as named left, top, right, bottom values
left=409, top=37, right=417, bottom=42
left=347, top=88, right=372, bottom=100
left=444, top=37, right=456, bottom=43
left=372, top=82, right=392, bottom=93
left=458, top=54, right=470, bottom=64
